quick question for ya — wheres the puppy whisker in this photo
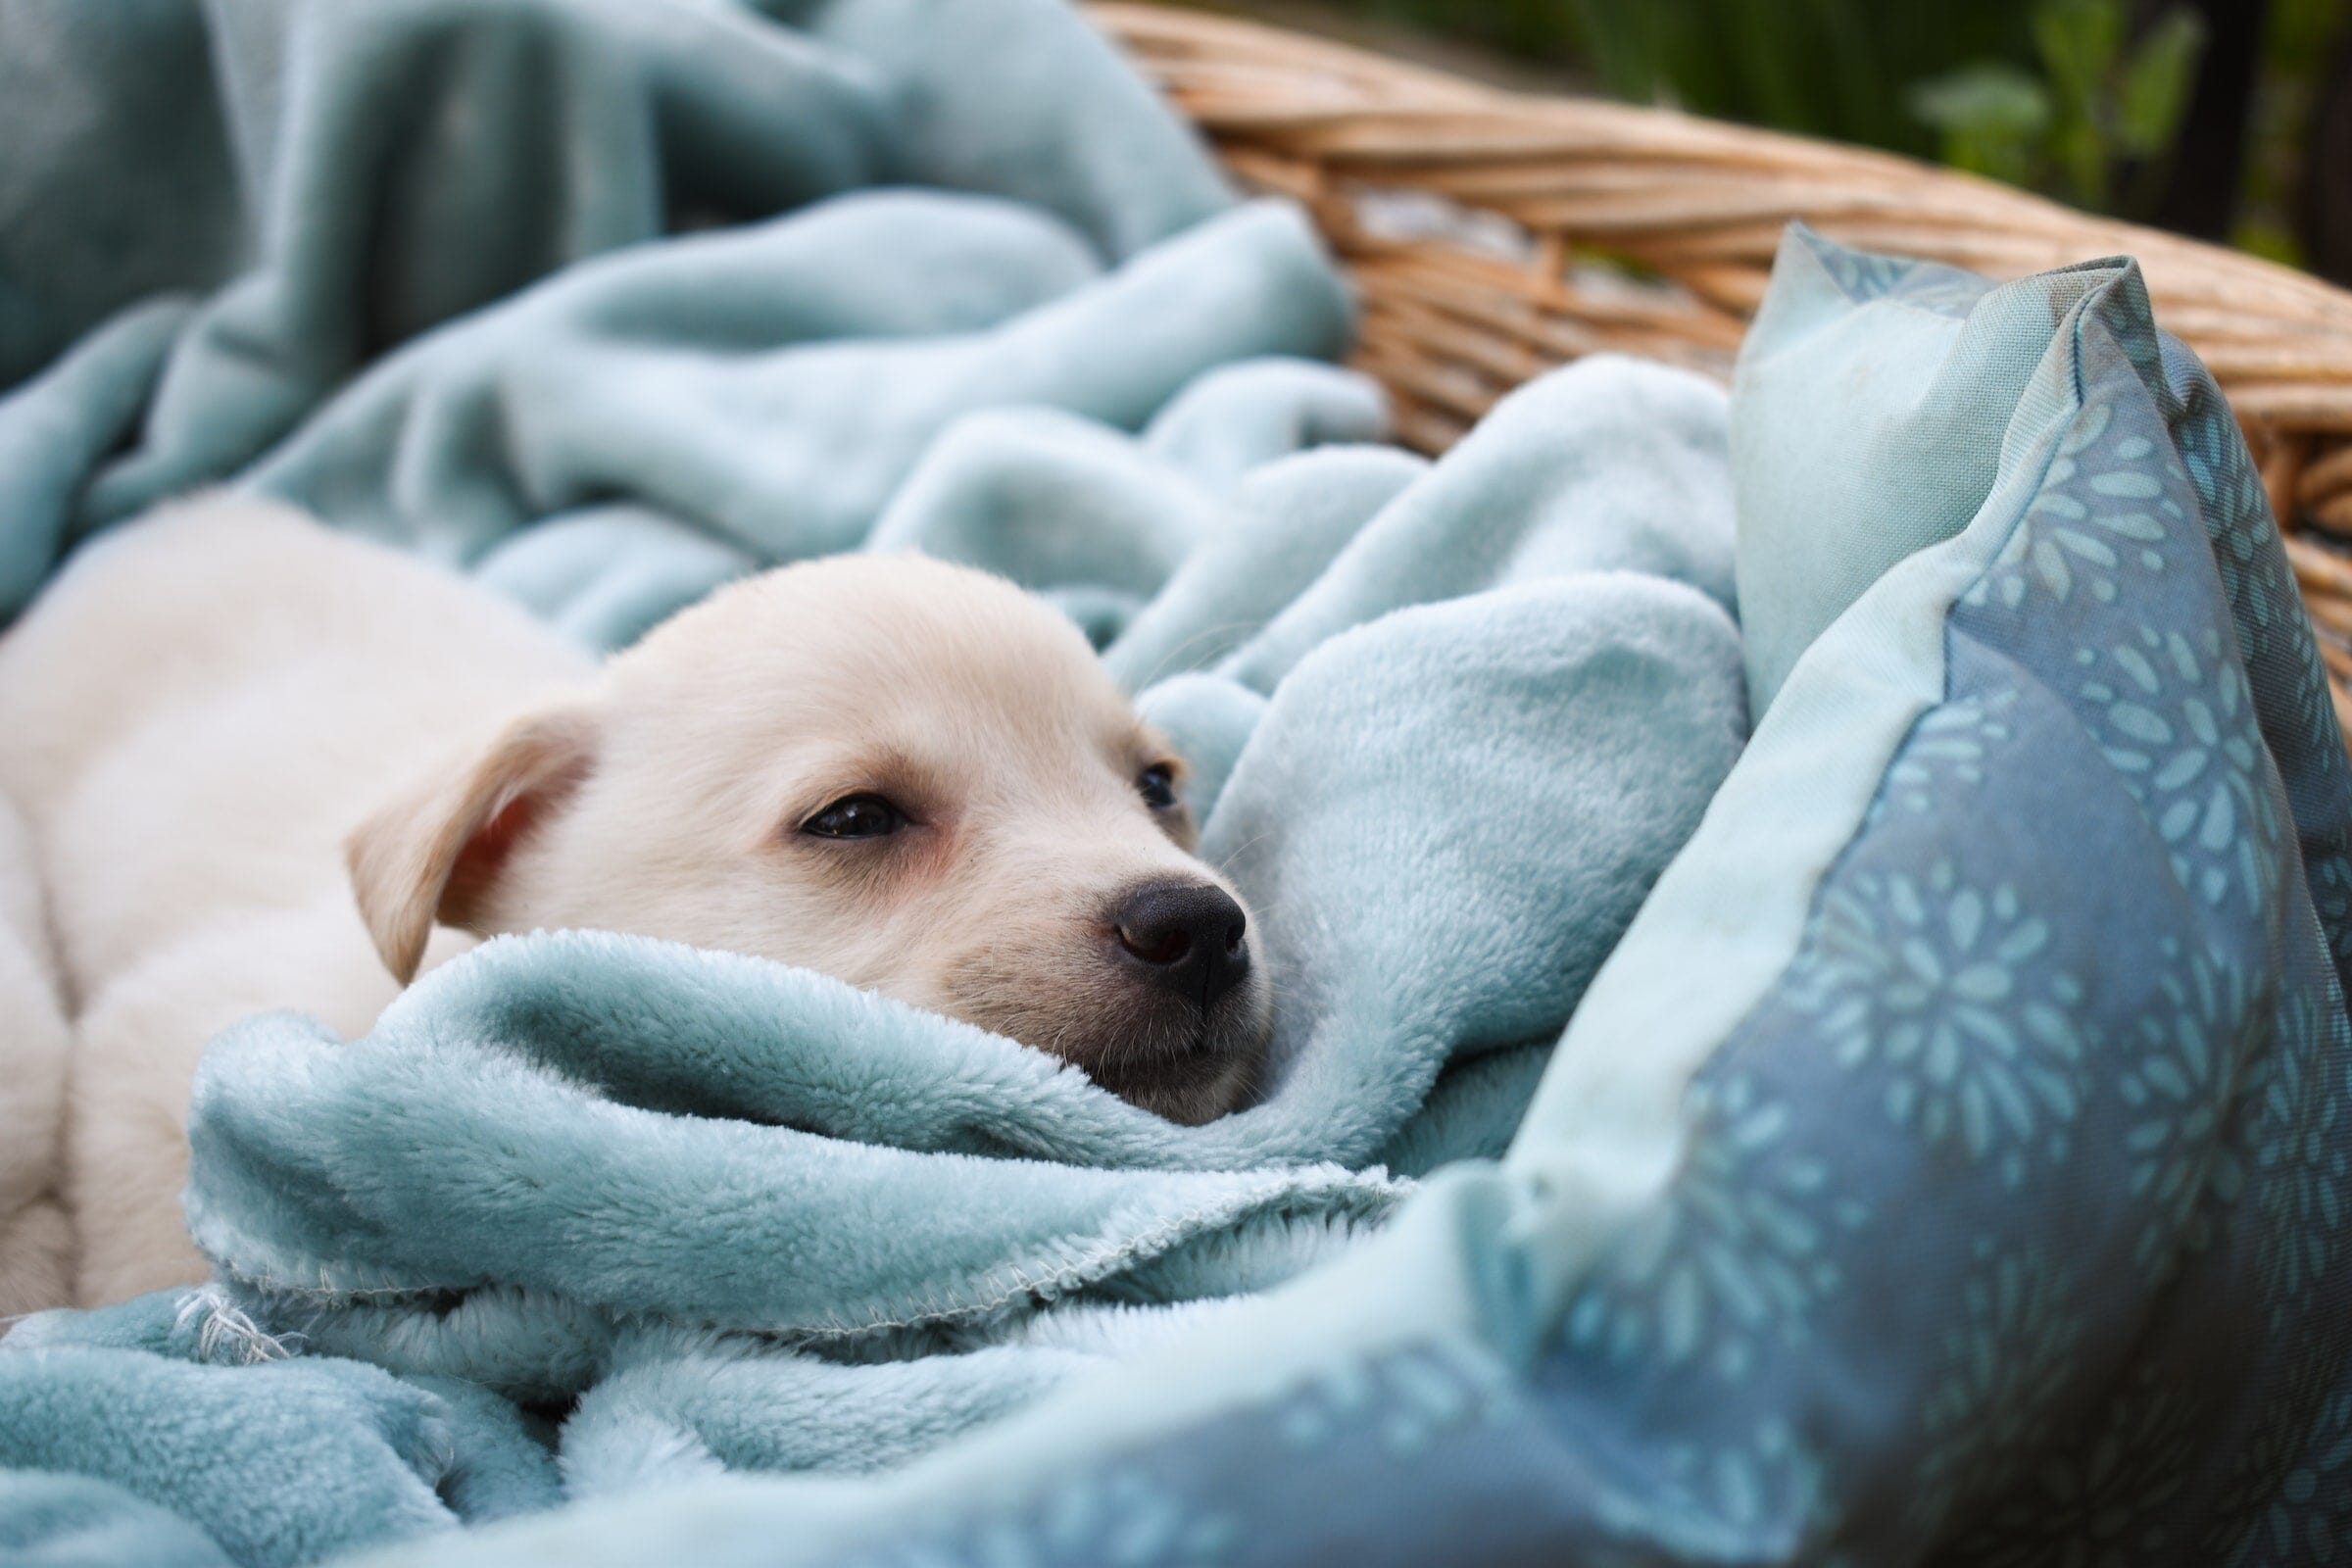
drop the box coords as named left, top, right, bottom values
left=1124, top=619, right=1266, bottom=693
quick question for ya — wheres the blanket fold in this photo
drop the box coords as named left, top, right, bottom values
left=0, top=0, right=1235, bottom=590
left=3, top=341, right=1746, bottom=1553
left=0, top=3, right=1747, bottom=1536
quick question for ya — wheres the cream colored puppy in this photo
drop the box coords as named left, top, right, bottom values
left=0, top=494, right=1267, bottom=1309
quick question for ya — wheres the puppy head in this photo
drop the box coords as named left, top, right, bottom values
left=349, top=555, right=1269, bottom=1123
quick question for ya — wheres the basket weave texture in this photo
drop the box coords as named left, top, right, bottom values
left=1095, top=3, right=2352, bottom=731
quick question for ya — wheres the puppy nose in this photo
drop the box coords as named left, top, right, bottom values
left=1111, top=880, right=1250, bottom=1011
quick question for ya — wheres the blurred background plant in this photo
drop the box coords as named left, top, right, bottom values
left=1905, top=0, right=2202, bottom=214
left=1174, top=0, right=2352, bottom=280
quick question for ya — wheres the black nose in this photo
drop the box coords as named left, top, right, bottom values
left=1110, top=880, right=1250, bottom=1011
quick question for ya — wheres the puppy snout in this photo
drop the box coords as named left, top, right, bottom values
left=1110, top=879, right=1250, bottom=1011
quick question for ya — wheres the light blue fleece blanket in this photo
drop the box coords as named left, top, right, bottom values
left=0, top=1, right=1753, bottom=1561
left=2, top=352, right=1746, bottom=1562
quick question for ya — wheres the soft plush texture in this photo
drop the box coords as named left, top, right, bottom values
left=0, top=1, right=1761, bottom=1559
left=315, top=238, right=2344, bottom=1568
left=0, top=0, right=1324, bottom=616
left=2, top=353, right=1748, bottom=1562
left=0, top=1471, right=233, bottom=1568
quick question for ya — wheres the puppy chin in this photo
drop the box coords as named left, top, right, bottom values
left=946, top=972, right=1272, bottom=1126
left=1085, top=988, right=1272, bottom=1126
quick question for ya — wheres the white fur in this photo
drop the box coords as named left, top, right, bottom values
left=0, top=492, right=1264, bottom=1309
left=0, top=496, right=589, bottom=1306
left=0, top=789, right=73, bottom=1323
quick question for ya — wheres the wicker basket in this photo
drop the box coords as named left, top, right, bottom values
left=1094, top=3, right=2352, bottom=731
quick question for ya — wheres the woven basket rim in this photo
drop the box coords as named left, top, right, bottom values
left=1094, top=2, right=2352, bottom=735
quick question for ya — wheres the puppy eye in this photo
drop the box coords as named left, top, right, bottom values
left=1136, top=763, right=1178, bottom=811
left=802, top=794, right=906, bottom=840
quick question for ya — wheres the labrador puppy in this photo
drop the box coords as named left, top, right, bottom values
left=0, top=494, right=1267, bottom=1308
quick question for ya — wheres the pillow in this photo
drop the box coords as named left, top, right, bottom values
left=1510, top=226, right=2352, bottom=1563
left=1736, top=225, right=2133, bottom=714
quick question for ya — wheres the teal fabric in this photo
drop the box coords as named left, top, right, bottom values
left=2, top=353, right=1746, bottom=1561
left=0, top=1344, right=513, bottom=1567
left=0, top=2, right=1742, bottom=1559
left=1729, top=240, right=2051, bottom=714
left=0, top=0, right=1322, bottom=618
left=309, top=236, right=2344, bottom=1568
left=245, top=195, right=1349, bottom=576
left=0, top=6, right=1747, bottom=1530
left=0, top=1472, right=233, bottom=1568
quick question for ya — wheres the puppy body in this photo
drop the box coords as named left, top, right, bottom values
left=0, top=498, right=592, bottom=1303
left=0, top=494, right=1265, bottom=1308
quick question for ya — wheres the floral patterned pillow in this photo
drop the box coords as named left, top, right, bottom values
left=1529, top=227, right=2352, bottom=1564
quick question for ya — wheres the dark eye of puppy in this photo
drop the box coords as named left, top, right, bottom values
left=802, top=794, right=906, bottom=840
left=1136, top=763, right=1178, bottom=811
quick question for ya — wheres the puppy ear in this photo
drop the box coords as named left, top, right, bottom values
left=346, top=706, right=598, bottom=985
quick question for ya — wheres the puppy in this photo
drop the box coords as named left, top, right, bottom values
left=0, top=494, right=1268, bottom=1308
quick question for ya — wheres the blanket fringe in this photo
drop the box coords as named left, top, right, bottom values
left=174, top=1284, right=299, bottom=1364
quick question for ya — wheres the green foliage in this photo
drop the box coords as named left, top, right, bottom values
left=2115, top=10, right=2204, bottom=154
left=1348, top=1, right=2027, bottom=154
left=1907, top=64, right=2049, bottom=189
left=1908, top=0, right=2205, bottom=210
left=1327, top=0, right=2219, bottom=222
left=1544, top=1, right=2037, bottom=158
left=2227, top=0, right=2345, bottom=268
